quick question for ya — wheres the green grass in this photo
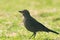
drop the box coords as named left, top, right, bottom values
left=0, top=0, right=60, bottom=40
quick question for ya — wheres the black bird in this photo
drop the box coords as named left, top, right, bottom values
left=19, top=9, right=59, bottom=38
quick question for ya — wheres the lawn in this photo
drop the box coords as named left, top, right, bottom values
left=0, top=0, right=60, bottom=40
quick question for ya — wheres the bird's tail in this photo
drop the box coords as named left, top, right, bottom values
left=49, top=30, right=59, bottom=34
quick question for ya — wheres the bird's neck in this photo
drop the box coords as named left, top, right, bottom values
left=23, top=14, right=32, bottom=19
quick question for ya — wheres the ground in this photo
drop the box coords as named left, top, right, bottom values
left=0, top=0, right=60, bottom=40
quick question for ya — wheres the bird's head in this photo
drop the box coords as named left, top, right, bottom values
left=19, top=9, right=30, bottom=17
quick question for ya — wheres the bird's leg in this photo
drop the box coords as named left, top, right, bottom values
left=33, top=32, right=36, bottom=38
left=29, top=32, right=36, bottom=39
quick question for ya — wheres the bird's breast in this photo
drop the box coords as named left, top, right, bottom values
left=23, top=19, right=37, bottom=32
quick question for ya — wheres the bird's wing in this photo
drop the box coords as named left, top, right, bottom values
left=30, top=17, right=50, bottom=31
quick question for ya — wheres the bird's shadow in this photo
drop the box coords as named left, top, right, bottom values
left=53, top=18, right=60, bottom=22
left=40, top=12, right=55, bottom=17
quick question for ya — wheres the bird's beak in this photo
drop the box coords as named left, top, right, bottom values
left=19, top=11, right=23, bottom=13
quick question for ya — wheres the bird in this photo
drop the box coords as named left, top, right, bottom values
left=19, top=9, right=59, bottom=38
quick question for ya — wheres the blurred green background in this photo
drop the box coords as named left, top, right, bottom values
left=0, top=0, right=60, bottom=40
